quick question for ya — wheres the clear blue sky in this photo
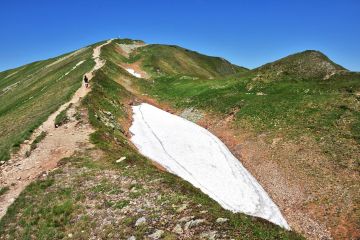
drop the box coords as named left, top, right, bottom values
left=0, top=0, right=359, bottom=71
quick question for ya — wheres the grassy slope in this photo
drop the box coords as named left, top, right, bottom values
left=0, top=40, right=303, bottom=239
left=133, top=44, right=248, bottom=78
left=137, top=57, right=360, bottom=171
left=0, top=46, right=95, bottom=161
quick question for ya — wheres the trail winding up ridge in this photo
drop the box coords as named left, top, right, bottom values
left=0, top=40, right=112, bottom=219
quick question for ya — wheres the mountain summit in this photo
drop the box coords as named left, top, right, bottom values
left=252, top=50, right=348, bottom=81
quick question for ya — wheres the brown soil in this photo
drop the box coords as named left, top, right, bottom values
left=0, top=103, right=94, bottom=219
left=196, top=112, right=360, bottom=240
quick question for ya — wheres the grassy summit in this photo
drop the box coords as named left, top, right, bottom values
left=252, top=50, right=347, bottom=81
left=134, top=44, right=248, bottom=78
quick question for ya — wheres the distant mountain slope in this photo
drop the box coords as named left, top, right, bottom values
left=252, top=50, right=348, bottom=81
left=135, top=44, right=247, bottom=78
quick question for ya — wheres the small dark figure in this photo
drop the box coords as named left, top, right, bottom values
left=84, top=75, right=89, bottom=88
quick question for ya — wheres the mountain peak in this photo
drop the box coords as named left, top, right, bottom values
left=253, top=50, right=347, bottom=81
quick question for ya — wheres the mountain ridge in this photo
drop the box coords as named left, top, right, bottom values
left=251, top=49, right=349, bottom=81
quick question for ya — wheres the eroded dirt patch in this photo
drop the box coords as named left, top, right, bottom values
left=0, top=104, right=94, bottom=219
left=197, top=113, right=360, bottom=240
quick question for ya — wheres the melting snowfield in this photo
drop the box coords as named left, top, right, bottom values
left=125, top=68, right=142, bottom=78
left=130, top=103, right=290, bottom=229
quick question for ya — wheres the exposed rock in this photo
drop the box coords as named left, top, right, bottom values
left=127, top=236, right=136, bottom=240
left=173, top=224, right=183, bottom=234
left=184, top=219, right=205, bottom=230
left=180, top=107, right=203, bottom=122
left=179, top=216, right=194, bottom=222
left=216, top=217, right=228, bottom=223
left=135, top=216, right=146, bottom=226
left=116, top=156, right=126, bottom=163
left=104, top=111, right=112, bottom=117
left=117, top=42, right=145, bottom=58
left=176, top=204, right=187, bottom=212
left=271, top=137, right=282, bottom=147
left=200, top=231, right=217, bottom=240
left=148, top=229, right=164, bottom=239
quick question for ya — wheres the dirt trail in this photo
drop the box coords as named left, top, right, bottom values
left=0, top=40, right=112, bottom=219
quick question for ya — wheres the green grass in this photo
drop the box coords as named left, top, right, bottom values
left=0, top=186, right=9, bottom=196
left=133, top=44, right=247, bottom=78
left=137, top=71, right=360, bottom=170
left=54, top=104, right=73, bottom=127
left=30, top=131, right=47, bottom=151
left=0, top=46, right=95, bottom=161
left=252, top=50, right=347, bottom=81
left=25, top=130, right=48, bottom=157
left=0, top=177, right=79, bottom=239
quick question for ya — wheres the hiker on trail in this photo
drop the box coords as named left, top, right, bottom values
left=83, top=75, right=89, bottom=88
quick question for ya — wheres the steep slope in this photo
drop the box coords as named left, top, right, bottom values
left=252, top=50, right=348, bottom=81
left=0, top=39, right=303, bottom=239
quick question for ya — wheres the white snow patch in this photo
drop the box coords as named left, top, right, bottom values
left=64, top=60, right=85, bottom=76
left=46, top=47, right=88, bottom=68
left=130, top=103, right=289, bottom=229
left=126, top=68, right=142, bottom=78
left=1, top=81, right=20, bottom=95
left=55, top=60, right=86, bottom=83
left=4, top=70, right=19, bottom=79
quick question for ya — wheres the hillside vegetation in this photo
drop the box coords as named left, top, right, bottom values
left=0, top=46, right=95, bottom=161
left=133, top=44, right=248, bottom=78
left=139, top=52, right=360, bottom=171
left=252, top=50, right=347, bottom=81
